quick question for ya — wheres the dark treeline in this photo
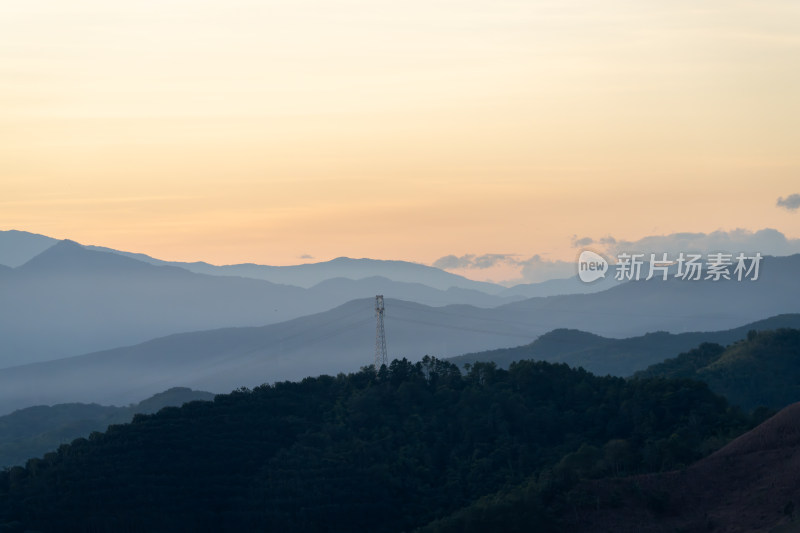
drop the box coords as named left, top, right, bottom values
left=0, top=357, right=757, bottom=533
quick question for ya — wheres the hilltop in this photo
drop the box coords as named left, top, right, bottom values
left=634, top=328, right=800, bottom=410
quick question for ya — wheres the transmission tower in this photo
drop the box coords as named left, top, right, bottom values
left=374, top=295, right=388, bottom=369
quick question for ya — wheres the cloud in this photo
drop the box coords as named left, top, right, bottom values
left=517, top=255, right=575, bottom=283
left=432, top=254, right=475, bottom=270
left=572, top=236, right=594, bottom=247
left=434, top=228, right=800, bottom=285
left=299, top=253, right=314, bottom=260
left=777, top=194, right=800, bottom=212
left=472, top=254, right=517, bottom=269
left=598, top=228, right=800, bottom=258
left=433, top=253, right=575, bottom=284
left=432, top=253, right=518, bottom=270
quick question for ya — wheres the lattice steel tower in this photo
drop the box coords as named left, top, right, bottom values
left=374, top=295, right=388, bottom=368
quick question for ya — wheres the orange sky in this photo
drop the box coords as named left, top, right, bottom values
left=1, top=1, right=798, bottom=281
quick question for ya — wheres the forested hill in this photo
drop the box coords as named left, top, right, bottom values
left=0, top=387, right=215, bottom=468
left=634, top=328, right=800, bottom=410
left=0, top=358, right=756, bottom=533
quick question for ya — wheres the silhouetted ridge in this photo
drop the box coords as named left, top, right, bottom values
left=636, top=328, right=800, bottom=409
left=19, top=240, right=164, bottom=275
left=450, top=314, right=800, bottom=377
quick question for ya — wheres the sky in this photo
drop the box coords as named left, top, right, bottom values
left=1, top=0, right=798, bottom=283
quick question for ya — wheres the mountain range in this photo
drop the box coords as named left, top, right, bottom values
left=1, top=229, right=798, bottom=414
left=0, top=297, right=537, bottom=414
left=449, top=314, right=800, bottom=376
left=0, top=230, right=627, bottom=360
left=0, top=237, right=529, bottom=366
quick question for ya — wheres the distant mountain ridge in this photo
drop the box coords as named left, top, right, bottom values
left=92, top=247, right=626, bottom=299
left=449, top=314, right=800, bottom=376
left=21, top=238, right=166, bottom=275
left=492, top=253, right=800, bottom=337
left=0, top=230, right=57, bottom=268
left=0, top=297, right=539, bottom=413
left=0, top=230, right=797, bottom=414
left=1, top=308, right=799, bottom=416
left=308, top=276, right=522, bottom=308
left=0, top=251, right=797, bottom=412
left=0, top=240, right=318, bottom=366
left=0, top=239, right=523, bottom=367
left=0, top=229, right=617, bottom=297
left=145, top=256, right=506, bottom=293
